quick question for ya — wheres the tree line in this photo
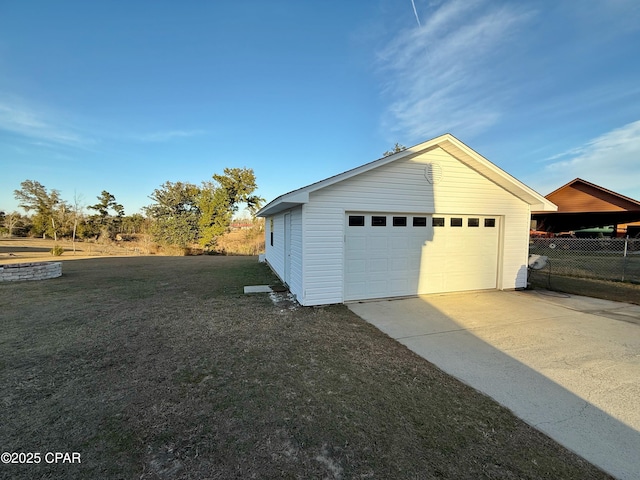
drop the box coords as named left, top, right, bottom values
left=1, top=167, right=262, bottom=250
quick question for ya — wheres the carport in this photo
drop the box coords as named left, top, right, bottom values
left=349, top=290, right=640, bottom=480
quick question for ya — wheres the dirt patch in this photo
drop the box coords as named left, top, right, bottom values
left=0, top=256, right=612, bottom=479
left=269, top=290, right=300, bottom=311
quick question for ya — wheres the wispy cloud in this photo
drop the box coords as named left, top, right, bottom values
left=0, top=100, right=94, bottom=147
left=0, top=97, right=206, bottom=148
left=377, top=0, right=533, bottom=141
left=135, top=129, right=206, bottom=142
left=531, top=120, right=640, bottom=199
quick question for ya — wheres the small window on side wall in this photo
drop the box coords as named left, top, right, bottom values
left=393, top=216, right=407, bottom=227
left=349, top=215, right=365, bottom=226
left=413, top=217, right=427, bottom=227
left=432, top=217, right=445, bottom=227
left=372, top=216, right=387, bottom=226
left=270, top=232, right=274, bottom=246
left=484, top=218, right=496, bottom=227
left=468, top=218, right=479, bottom=227
left=451, top=218, right=463, bottom=227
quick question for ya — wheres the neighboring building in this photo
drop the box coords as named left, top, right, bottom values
left=532, top=178, right=640, bottom=237
left=257, top=134, right=556, bottom=306
left=229, top=221, right=255, bottom=230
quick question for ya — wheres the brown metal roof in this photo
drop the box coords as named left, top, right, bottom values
left=545, top=178, right=640, bottom=212
left=532, top=178, right=640, bottom=233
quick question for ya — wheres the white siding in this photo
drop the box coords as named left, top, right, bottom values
left=289, top=207, right=304, bottom=301
left=264, top=213, right=285, bottom=281
left=301, top=203, right=345, bottom=305
left=264, top=207, right=304, bottom=302
left=301, top=146, right=530, bottom=305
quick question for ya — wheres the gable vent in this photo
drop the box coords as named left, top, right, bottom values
left=425, top=162, right=443, bottom=184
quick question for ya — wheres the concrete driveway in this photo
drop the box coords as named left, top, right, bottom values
left=348, top=290, right=640, bottom=480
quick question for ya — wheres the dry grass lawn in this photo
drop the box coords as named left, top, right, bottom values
left=529, top=270, right=640, bottom=305
left=0, top=249, right=612, bottom=479
left=0, top=236, right=146, bottom=263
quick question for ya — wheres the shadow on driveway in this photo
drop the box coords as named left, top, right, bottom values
left=348, top=290, right=640, bottom=480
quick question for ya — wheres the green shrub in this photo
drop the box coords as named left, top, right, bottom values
left=50, top=245, right=64, bottom=256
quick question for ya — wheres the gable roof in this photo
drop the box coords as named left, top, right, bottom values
left=257, top=133, right=557, bottom=217
left=532, top=178, right=640, bottom=232
left=545, top=178, right=640, bottom=212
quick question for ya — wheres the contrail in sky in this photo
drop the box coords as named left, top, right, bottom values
left=410, top=0, right=421, bottom=27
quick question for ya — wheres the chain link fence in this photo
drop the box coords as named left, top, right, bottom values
left=529, top=238, right=640, bottom=283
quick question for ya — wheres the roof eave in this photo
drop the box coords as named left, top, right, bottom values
left=256, top=191, right=309, bottom=217
left=437, top=136, right=558, bottom=211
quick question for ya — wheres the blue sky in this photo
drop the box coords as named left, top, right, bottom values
left=1, top=0, right=640, bottom=216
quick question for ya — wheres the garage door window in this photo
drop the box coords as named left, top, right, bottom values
left=451, top=218, right=463, bottom=227
left=393, top=216, right=407, bottom=227
left=349, top=215, right=365, bottom=226
left=485, top=218, right=496, bottom=227
left=468, top=218, right=479, bottom=227
left=372, top=216, right=387, bottom=226
left=433, top=217, right=445, bottom=227
left=413, top=217, right=427, bottom=227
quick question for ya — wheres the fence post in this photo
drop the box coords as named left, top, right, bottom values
left=622, top=236, right=628, bottom=282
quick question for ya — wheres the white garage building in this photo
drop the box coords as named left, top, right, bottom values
left=257, top=134, right=556, bottom=306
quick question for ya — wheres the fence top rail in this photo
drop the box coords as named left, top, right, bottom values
left=531, top=237, right=636, bottom=241
left=530, top=238, right=639, bottom=245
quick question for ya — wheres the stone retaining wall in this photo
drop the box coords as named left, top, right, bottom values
left=0, top=262, right=62, bottom=282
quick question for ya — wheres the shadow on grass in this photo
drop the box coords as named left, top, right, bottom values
left=0, top=245, right=53, bottom=254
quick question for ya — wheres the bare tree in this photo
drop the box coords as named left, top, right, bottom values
left=2, top=211, right=22, bottom=237
left=71, top=192, right=85, bottom=253
left=383, top=143, right=407, bottom=157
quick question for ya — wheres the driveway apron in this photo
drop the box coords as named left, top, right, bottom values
left=348, top=290, right=640, bottom=480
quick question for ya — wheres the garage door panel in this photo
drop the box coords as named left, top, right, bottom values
left=444, top=271, right=495, bottom=291
left=446, top=237, right=465, bottom=250
left=369, top=237, right=388, bottom=250
left=390, top=279, right=410, bottom=296
left=368, top=279, right=387, bottom=296
left=370, top=259, right=388, bottom=273
left=346, top=236, right=367, bottom=257
left=421, top=271, right=445, bottom=294
left=390, top=256, right=409, bottom=272
left=345, top=281, right=366, bottom=298
left=346, top=258, right=366, bottom=274
left=390, top=237, right=409, bottom=250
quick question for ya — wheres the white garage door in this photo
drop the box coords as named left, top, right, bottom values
left=344, top=213, right=500, bottom=301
